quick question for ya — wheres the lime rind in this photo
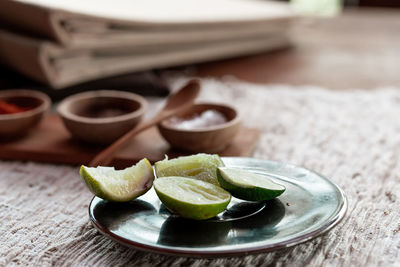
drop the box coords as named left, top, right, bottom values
left=217, top=167, right=286, bottom=201
left=154, top=176, right=231, bottom=220
left=80, top=158, right=154, bottom=202
left=155, top=153, right=224, bottom=185
left=80, top=166, right=109, bottom=200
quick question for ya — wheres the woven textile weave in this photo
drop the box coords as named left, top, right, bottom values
left=1, top=78, right=399, bottom=266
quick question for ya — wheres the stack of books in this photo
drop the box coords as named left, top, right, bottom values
left=0, top=0, right=296, bottom=89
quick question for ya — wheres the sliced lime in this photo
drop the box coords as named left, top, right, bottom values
left=80, top=158, right=154, bottom=202
left=216, top=167, right=286, bottom=201
left=154, top=153, right=224, bottom=185
left=154, top=176, right=231, bottom=220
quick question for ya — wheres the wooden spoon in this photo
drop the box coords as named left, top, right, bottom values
left=88, top=79, right=201, bottom=167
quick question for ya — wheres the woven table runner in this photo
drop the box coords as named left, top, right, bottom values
left=1, top=78, right=399, bottom=266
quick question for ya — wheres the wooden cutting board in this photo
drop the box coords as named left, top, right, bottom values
left=0, top=115, right=260, bottom=168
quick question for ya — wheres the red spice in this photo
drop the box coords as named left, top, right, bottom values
left=0, top=100, right=32, bottom=114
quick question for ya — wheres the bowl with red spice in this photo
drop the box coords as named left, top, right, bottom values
left=0, top=89, right=51, bottom=137
left=57, top=90, right=147, bottom=145
left=158, top=103, right=241, bottom=153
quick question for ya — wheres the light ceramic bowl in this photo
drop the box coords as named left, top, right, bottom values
left=57, top=90, right=147, bottom=145
left=0, top=89, right=51, bottom=138
left=158, top=103, right=241, bottom=153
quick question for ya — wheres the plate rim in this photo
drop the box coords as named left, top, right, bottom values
left=89, top=157, right=348, bottom=258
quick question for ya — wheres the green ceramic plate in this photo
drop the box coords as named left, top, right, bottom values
left=89, top=157, right=347, bottom=257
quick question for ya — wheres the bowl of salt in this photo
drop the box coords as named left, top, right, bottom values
left=158, top=103, right=241, bottom=153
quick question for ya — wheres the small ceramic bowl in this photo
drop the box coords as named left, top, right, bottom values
left=158, top=103, right=241, bottom=153
left=57, top=90, right=147, bottom=145
left=0, top=89, right=51, bottom=138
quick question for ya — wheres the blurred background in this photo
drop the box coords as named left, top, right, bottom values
left=1, top=0, right=399, bottom=96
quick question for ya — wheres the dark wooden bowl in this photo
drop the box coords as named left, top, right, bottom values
left=0, top=90, right=51, bottom=137
left=158, top=103, right=241, bottom=153
left=57, top=90, right=147, bottom=145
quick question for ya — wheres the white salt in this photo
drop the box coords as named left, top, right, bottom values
left=169, top=109, right=227, bottom=130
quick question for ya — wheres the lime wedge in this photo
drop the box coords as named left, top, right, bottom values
left=154, top=176, right=231, bottom=220
left=155, top=153, right=224, bottom=185
left=216, top=167, right=286, bottom=201
left=80, top=158, right=154, bottom=202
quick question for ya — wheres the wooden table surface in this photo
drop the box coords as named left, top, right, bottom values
left=195, top=8, right=400, bottom=90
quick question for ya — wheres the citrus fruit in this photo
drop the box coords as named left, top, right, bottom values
left=154, top=153, right=224, bottom=185
left=216, top=167, right=286, bottom=201
left=154, top=176, right=231, bottom=220
left=80, top=158, right=154, bottom=202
